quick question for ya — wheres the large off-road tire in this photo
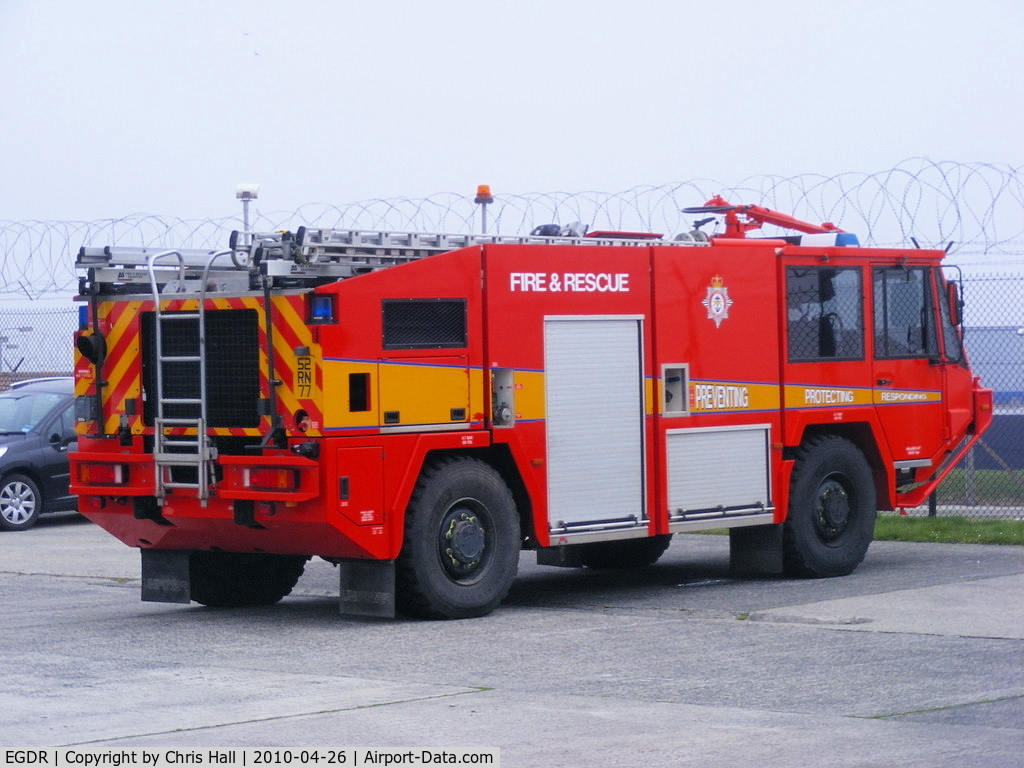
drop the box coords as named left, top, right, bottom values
left=0, top=474, right=43, bottom=532
left=396, top=456, right=520, bottom=619
left=783, top=435, right=876, bottom=577
left=579, top=534, right=673, bottom=569
left=189, top=551, right=309, bottom=607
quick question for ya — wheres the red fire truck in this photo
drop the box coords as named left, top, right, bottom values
left=70, top=198, right=992, bottom=619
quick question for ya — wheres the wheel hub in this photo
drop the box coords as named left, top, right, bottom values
left=440, top=506, right=487, bottom=577
left=451, top=518, right=485, bottom=562
left=816, top=478, right=850, bottom=540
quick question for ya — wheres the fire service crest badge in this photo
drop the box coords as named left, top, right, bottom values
left=702, top=275, right=733, bottom=327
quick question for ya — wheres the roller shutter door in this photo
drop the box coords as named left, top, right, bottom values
left=544, top=317, right=645, bottom=530
left=665, top=425, right=771, bottom=520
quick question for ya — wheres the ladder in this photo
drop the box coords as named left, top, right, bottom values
left=78, top=225, right=704, bottom=294
left=252, top=225, right=687, bottom=272
left=146, top=249, right=232, bottom=506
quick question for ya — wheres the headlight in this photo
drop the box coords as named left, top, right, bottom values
left=0, top=445, right=8, bottom=460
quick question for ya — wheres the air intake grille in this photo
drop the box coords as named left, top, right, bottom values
left=382, top=299, right=466, bottom=349
left=141, top=309, right=261, bottom=427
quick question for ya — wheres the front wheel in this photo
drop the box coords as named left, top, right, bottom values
left=784, top=435, right=876, bottom=577
left=397, top=456, right=520, bottom=619
left=0, top=474, right=43, bottom=531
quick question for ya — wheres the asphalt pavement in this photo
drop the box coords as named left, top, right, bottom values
left=2, top=513, right=1022, bottom=767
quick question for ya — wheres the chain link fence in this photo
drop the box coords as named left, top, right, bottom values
left=0, top=307, right=77, bottom=389
left=926, top=274, right=1024, bottom=520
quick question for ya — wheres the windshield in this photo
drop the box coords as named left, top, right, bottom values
left=0, top=391, right=64, bottom=433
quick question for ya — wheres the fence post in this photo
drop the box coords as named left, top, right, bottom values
left=965, top=446, right=977, bottom=507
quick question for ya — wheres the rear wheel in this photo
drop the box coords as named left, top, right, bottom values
left=784, top=435, right=876, bottom=577
left=189, top=551, right=309, bottom=607
left=0, top=474, right=43, bottom=532
left=397, top=456, right=520, bottom=619
left=579, top=534, right=673, bottom=569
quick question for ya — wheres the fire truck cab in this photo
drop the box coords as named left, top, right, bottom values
left=70, top=200, right=992, bottom=619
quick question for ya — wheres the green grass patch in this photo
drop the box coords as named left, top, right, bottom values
left=696, top=516, right=1024, bottom=545
left=874, top=515, right=1024, bottom=545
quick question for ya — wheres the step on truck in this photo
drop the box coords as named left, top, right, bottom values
left=69, top=197, right=993, bottom=618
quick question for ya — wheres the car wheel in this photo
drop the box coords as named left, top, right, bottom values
left=0, top=474, right=43, bottom=532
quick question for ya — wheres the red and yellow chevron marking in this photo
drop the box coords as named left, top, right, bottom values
left=97, top=299, right=144, bottom=435
left=85, top=293, right=322, bottom=439
left=258, top=294, right=324, bottom=436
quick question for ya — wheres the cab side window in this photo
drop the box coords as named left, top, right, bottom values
left=936, top=270, right=964, bottom=364
left=786, top=267, right=863, bottom=362
left=873, top=267, right=937, bottom=359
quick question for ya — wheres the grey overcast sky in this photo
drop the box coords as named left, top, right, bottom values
left=1, top=0, right=1021, bottom=222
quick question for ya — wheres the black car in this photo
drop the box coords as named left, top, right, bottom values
left=0, top=377, right=77, bottom=531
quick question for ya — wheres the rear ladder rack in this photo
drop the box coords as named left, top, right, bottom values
left=146, top=250, right=233, bottom=506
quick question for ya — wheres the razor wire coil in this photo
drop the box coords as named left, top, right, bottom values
left=2, top=158, right=1022, bottom=300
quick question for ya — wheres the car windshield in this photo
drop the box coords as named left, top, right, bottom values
left=0, top=391, right=64, bottom=433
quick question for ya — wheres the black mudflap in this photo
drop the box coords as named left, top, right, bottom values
left=729, top=524, right=784, bottom=576
left=141, top=549, right=192, bottom=603
left=338, top=559, right=395, bottom=618
left=535, top=545, right=587, bottom=567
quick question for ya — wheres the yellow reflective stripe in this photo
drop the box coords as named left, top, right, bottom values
left=784, top=385, right=873, bottom=409
left=873, top=389, right=942, bottom=404
left=691, top=381, right=781, bottom=413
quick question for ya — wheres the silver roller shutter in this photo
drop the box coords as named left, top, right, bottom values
left=544, top=317, right=646, bottom=531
